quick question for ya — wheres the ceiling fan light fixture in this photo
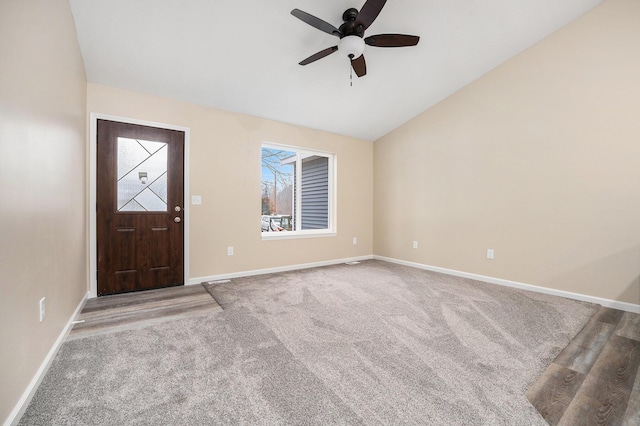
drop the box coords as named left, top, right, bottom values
left=338, top=35, right=364, bottom=59
left=292, top=1, right=420, bottom=77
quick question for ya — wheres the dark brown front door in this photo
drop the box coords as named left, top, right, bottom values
left=97, top=119, right=184, bottom=296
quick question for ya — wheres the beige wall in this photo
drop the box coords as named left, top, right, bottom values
left=2, top=0, right=636, bottom=421
left=0, top=0, right=87, bottom=422
left=87, top=83, right=373, bottom=280
left=374, top=0, right=640, bottom=305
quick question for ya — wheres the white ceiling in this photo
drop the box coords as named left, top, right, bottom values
left=69, top=0, right=602, bottom=141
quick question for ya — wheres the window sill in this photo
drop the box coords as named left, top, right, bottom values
left=261, top=230, right=336, bottom=241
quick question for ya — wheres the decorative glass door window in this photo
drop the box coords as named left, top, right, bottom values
left=117, top=137, right=168, bottom=212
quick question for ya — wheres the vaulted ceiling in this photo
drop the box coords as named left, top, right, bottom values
left=69, top=0, right=602, bottom=141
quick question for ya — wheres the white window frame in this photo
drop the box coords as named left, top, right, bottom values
left=261, top=142, right=336, bottom=240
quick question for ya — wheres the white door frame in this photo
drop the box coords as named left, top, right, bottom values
left=89, top=113, right=190, bottom=298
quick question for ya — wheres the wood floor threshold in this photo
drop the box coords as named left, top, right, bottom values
left=68, top=284, right=222, bottom=341
left=526, top=306, right=640, bottom=425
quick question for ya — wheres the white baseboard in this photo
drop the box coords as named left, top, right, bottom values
left=5, top=292, right=89, bottom=426
left=374, top=256, right=640, bottom=314
left=188, top=255, right=374, bottom=285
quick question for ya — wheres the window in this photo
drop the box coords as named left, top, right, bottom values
left=117, top=137, right=168, bottom=212
left=261, top=144, right=335, bottom=238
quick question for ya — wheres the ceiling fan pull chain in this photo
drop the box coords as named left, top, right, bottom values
left=349, top=55, right=353, bottom=87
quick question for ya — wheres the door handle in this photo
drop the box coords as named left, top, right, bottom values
left=174, top=217, right=181, bottom=223
left=174, top=206, right=182, bottom=212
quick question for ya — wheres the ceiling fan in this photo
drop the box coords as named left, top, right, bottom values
left=291, top=0, right=420, bottom=78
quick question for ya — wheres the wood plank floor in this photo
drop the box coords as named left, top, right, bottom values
left=67, top=284, right=222, bottom=341
left=526, top=306, right=640, bottom=425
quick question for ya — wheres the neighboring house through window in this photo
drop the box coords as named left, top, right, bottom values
left=261, top=143, right=335, bottom=238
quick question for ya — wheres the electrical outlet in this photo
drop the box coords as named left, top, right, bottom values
left=487, top=249, right=494, bottom=259
left=413, top=241, right=418, bottom=249
left=39, top=297, right=46, bottom=322
left=227, top=246, right=234, bottom=256
left=352, top=237, right=357, bottom=245
left=191, top=195, right=202, bottom=205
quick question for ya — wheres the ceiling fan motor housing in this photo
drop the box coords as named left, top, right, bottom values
left=339, top=8, right=365, bottom=37
left=342, top=8, right=359, bottom=22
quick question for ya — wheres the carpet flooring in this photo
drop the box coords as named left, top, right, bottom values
left=19, top=260, right=598, bottom=425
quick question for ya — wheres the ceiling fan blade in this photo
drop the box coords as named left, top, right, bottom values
left=351, top=54, right=367, bottom=77
left=356, top=0, right=387, bottom=30
left=291, top=9, right=341, bottom=37
left=299, top=46, right=339, bottom=66
left=365, top=34, right=420, bottom=47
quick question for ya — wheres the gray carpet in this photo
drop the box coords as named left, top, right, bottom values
left=20, top=260, right=598, bottom=425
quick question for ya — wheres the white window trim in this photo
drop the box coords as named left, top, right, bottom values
left=262, top=229, right=337, bottom=241
left=261, top=142, right=336, bottom=240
